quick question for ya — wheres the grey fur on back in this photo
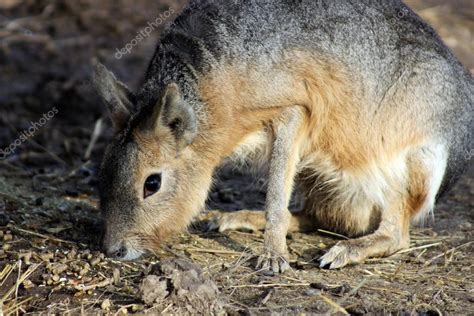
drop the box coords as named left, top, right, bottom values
left=137, top=0, right=473, bottom=197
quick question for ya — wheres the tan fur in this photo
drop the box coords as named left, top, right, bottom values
left=195, top=50, right=439, bottom=270
left=104, top=47, right=442, bottom=268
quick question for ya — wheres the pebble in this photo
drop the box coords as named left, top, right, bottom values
left=3, top=233, right=13, bottom=241
left=113, top=268, right=121, bottom=285
left=52, top=264, right=68, bottom=275
left=79, top=266, right=89, bottom=276
left=101, top=299, right=112, bottom=311
left=23, top=279, right=35, bottom=289
left=90, top=257, right=101, bottom=266
left=18, top=252, right=32, bottom=264
left=305, top=288, right=321, bottom=296
left=67, top=248, right=78, bottom=260
left=40, top=252, right=54, bottom=262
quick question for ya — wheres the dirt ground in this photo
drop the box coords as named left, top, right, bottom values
left=0, top=0, right=473, bottom=314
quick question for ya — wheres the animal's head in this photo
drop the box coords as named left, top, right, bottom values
left=93, top=63, right=213, bottom=260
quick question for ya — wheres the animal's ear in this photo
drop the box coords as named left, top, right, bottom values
left=93, top=62, right=135, bottom=130
left=150, top=83, right=198, bottom=150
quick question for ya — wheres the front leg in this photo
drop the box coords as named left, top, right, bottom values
left=257, top=107, right=305, bottom=273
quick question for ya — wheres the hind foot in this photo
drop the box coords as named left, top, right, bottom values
left=319, top=233, right=409, bottom=269
left=201, top=210, right=266, bottom=233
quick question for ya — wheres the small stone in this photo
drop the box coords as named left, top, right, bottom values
left=305, top=288, right=321, bottom=296
left=79, top=267, right=89, bottom=276
left=71, top=262, right=82, bottom=272
left=101, top=298, right=112, bottom=311
left=117, top=307, right=128, bottom=314
left=18, top=252, right=32, bottom=264
left=23, top=279, right=35, bottom=289
left=90, top=257, right=100, bottom=267
left=113, top=268, right=121, bottom=285
left=3, top=233, right=13, bottom=241
left=52, top=275, right=60, bottom=282
left=131, top=305, right=143, bottom=312
left=67, top=248, right=77, bottom=260
left=52, top=264, right=68, bottom=275
left=40, top=252, right=54, bottom=262
left=3, top=244, right=11, bottom=251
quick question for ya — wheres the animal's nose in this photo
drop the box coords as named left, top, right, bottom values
left=105, top=242, right=128, bottom=260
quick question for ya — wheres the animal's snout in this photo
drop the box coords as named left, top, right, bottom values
left=104, top=241, right=129, bottom=260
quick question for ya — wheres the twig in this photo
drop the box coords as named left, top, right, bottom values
left=0, top=263, right=15, bottom=288
left=84, top=118, right=103, bottom=160
left=2, top=296, right=34, bottom=315
left=75, top=278, right=111, bottom=291
left=320, top=294, right=349, bottom=315
left=397, top=242, right=442, bottom=254
left=1, top=263, right=40, bottom=303
left=8, top=225, right=77, bottom=245
left=161, top=303, right=173, bottom=314
left=424, top=241, right=473, bottom=266
left=26, top=137, right=67, bottom=166
left=229, top=282, right=310, bottom=289
left=337, top=279, right=368, bottom=306
left=187, top=247, right=242, bottom=255
left=317, top=229, right=349, bottom=240
left=14, top=260, right=22, bottom=306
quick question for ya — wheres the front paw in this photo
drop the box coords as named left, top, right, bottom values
left=256, top=249, right=290, bottom=274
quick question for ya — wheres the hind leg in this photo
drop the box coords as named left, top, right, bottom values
left=203, top=209, right=317, bottom=233
left=319, top=199, right=411, bottom=269
left=319, top=147, right=445, bottom=269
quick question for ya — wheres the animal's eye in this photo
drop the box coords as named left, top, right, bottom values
left=144, top=174, right=161, bottom=199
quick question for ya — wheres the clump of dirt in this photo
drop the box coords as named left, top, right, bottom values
left=139, top=259, right=222, bottom=314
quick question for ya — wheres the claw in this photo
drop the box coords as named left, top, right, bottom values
left=256, top=251, right=290, bottom=274
left=319, top=242, right=359, bottom=269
